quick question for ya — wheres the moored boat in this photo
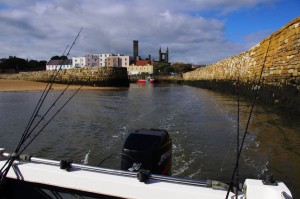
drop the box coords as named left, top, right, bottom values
left=137, top=76, right=155, bottom=84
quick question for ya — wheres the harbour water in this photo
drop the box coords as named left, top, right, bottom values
left=0, top=83, right=299, bottom=197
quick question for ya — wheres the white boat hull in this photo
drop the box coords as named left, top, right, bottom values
left=0, top=155, right=293, bottom=199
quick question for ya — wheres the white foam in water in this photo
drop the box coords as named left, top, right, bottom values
left=188, top=168, right=201, bottom=178
left=173, top=157, right=196, bottom=176
left=83, top=150, right=91, bottom=165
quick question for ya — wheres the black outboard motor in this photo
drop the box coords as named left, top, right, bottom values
left=121, top=129, right=172, bottom=176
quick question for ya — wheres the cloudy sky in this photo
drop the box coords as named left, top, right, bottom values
left=0, top=0, right=299, bottom=64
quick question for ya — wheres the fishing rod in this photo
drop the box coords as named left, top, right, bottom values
left=0, top=28, right=83, bottom=184
left=20, top=62, right=88, bottom=152
left=15, top=50, right=76, bottom=154
left=16, top=27, right=83, bottom=151
left=0, top=86, right=81, bottom=183
left=16, top=66, right=59, bottom=151
left=18, top=86, right=82, bottom=155
left=66, top=27, right=83, bottom=57
left=235, top=68, right=240, bottom=199
left=17, top=25, right=83, bottom=151
left=20, top=27, right=82, bottom=146
left=0, top=63, right=81, bottom=183
left=63, top=45, right=70, bottom=56
left=21, top=84, right=71, bottom=146
left=225, top=36, right=272, bottom=199
left=0, top=66, right=62, bottom=180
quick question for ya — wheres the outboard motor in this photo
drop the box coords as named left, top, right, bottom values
left=121, top=129, right=172, bottom=176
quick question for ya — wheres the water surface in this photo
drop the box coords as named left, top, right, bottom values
left=0, top=83, right=299, bottom=197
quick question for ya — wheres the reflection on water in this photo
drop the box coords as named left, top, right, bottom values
left=0, top=83, right=299, bottom=197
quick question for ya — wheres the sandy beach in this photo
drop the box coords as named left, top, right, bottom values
left=0, top=79, right=122, bottom=92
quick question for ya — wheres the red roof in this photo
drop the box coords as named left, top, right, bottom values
left=135, top=59, right=154, bottom=66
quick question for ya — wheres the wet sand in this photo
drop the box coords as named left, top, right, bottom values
left=0, top=79, right=122, bottom=92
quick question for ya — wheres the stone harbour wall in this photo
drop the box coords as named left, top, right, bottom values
left=183, top=16, right=300, bottom=113
left=0, top=67, right=129, bottom=87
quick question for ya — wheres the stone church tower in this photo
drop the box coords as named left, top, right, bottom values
left=158, top=47, right=169, bottom=63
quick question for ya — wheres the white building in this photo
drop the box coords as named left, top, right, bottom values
left=72, top=57, right=86, bottom=68
left=119, top=56, right=130, bottom=68
left=106, top=55, right=131, bottom=68
left=85, top=54, right=99, bottom=67
left=46, top=59, right=73, bottom=70
left=99, top=54, right=111, bottom=67
left=68, top=54, right=131, bottom=68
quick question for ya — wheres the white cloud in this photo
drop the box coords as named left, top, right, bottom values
left=0, top=0, right=279, bottom=64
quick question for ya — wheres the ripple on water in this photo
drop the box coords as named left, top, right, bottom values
left=1, top=85, right=299, bottom=198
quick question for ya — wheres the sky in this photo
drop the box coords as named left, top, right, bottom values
left=0, top=0, right=299, bottom=64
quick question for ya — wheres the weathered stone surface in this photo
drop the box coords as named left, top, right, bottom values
left=183, top=16, right=300, bottom=113
left=0, top=67, right=129, bottom=87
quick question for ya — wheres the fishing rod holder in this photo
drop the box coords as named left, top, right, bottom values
left=261, top=172, right=278, bottom=186
left=137, top=169, right=150, bottom=183
left=0, top=149, right=18, bottom=160
left=60, top=160, right=73, bottom=171
left=1, top=150, right=217, bottom=188
left=0, top=148, right=5, bottom=156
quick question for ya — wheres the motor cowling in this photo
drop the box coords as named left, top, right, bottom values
left=121, top=129, right=172, bottom=176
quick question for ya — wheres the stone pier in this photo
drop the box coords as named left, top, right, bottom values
left=0, top=67, right=129, bottom=87
left=183, top=16, right=300, bottom=113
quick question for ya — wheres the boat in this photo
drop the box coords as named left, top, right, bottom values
left=137, top=76, right=155, bottom=84
left=0, top=129, right=293, bottom=198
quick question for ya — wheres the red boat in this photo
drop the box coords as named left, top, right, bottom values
left=137, top=77, right=155, bottom=84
